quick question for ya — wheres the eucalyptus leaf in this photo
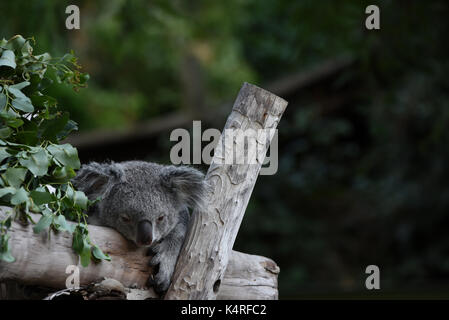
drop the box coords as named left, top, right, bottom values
left=80, top=238, right=92, bottom=267
left=92, top=245, right=111, bottom=261
left=7, top=87, right=29, bottom=101
left=10, top=187, right=29, bottom=205
left=35, top=53, right=51, bottom=63
left=19, top=148, right=50, bottom=176
left=47, top=143, right=80, bottom=170
left=9, top=81, right=30, bottom=90
left=0, top=50, right=16, bottom=69
left=65, top=184, right=75, bottom=199
left=5, top=35, right=26, bottom=52
left=73, top=191, right=88, bottom=210
left=72, top=226, right=84, bottom=253
left=0, top=187, right=16, bottom=198
left=39, top=112, right=70, bottom=142
left=11, top=97, right=34, bottom=112
left=0, top=248, right=15, bottom=263
left=51, top=166, right=76, bottom=182
left=53, top=214, right=72, bottom=232
left=5, top=118, right=24, bottom=128
left=0, top=127, right=12, bottom=139
left=57, top=120, right=79, bottom=141
left=30, top=94, right=56, bottom=109
left=2, top=167, right=27, bottom=188
left=0, top=147, right=11, bottom=162
left=33, top=213, right=53, bottom=234
left=15, top=131, right=38, bottom=145
left=30, top=190, right=54, bottom=205
left=0, top=107, right=19, bottom=120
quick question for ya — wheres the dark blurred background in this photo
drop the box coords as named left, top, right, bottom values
left=1, top=0, right=448, bottom=298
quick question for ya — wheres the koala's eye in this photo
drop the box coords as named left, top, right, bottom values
left=157, top=215, right=164, bottom=222
left=121, top=215, right=131, bottom=223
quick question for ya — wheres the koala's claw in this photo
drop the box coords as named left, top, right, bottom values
left=154, top=273, right=171, bottom=294
left=147, top=245, right=177, bottom=295
left=147, top=268, right=171, bottom=294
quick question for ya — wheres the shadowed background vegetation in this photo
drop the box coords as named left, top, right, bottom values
left=1, top=0, right=448, bottom=298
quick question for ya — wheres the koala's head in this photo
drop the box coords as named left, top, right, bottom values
left=72, top=161, right=206, bottom=246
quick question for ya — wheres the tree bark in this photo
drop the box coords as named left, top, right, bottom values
left=0, top=208, right=279, bottom=300
left=165, top=83, right=287, bottom=299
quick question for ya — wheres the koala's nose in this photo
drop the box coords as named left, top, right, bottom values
left=137, top=220, right=153, bottom=246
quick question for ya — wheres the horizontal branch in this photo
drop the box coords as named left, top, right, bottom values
left=63, top=112, right=194, bottom=149
left=0, top=208, right=279, bottom=300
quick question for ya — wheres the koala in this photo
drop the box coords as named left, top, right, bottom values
left=72, top=160, right=207, bottom=294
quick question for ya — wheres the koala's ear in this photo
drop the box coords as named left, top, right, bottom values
left=72, top=162, right=124, bottom=200
left=162, top=166, right=207, bottom=211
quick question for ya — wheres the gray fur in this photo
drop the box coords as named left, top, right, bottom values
left=72, top=160, right=207, bottom=294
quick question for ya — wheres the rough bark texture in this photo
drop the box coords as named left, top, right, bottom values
left=165, top=82, right=287, bottom=299
left=218, top=251, right=279, bottom=300
left=0, top=208, right=279, bottom=300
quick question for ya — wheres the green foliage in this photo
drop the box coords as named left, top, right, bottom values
left=0, top=35, right=109, bottom=266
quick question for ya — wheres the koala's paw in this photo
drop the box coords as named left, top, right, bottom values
left=146, top=245, right=177, bottom=295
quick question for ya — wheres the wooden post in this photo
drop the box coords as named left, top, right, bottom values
left=165, top=83, right=287, bottom=299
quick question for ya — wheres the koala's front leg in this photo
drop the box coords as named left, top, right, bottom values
left=147, top=210, right=189, bottom=294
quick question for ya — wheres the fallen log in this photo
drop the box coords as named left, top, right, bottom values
left=0, top=208, right=279, bottom=300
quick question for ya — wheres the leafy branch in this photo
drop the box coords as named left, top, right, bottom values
left=0, top=35, right=109, bottom=266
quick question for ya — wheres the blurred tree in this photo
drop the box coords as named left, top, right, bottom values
left=0, top=0, right=255, bottom=130
left=233, top=0, right=449, bottom=297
